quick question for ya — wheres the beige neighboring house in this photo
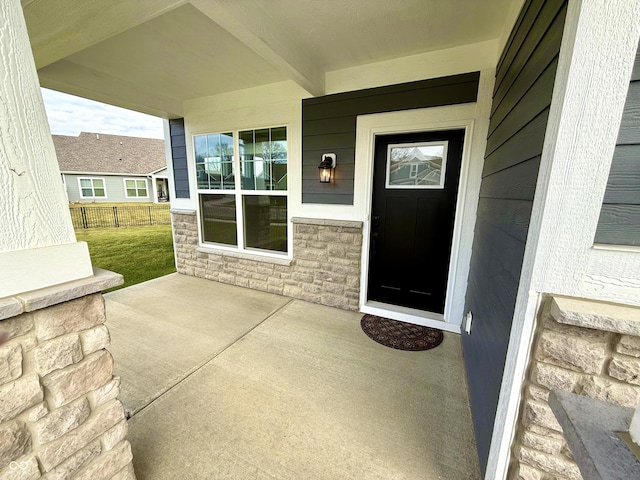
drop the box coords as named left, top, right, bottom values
left=53, top=131, right=169, bottom=203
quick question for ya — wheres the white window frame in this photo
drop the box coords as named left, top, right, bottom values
left=78, top=177, right=107, bottom=199
left=194, top=126, right=290, bottom=259
left=123, top=178, right=149, bottom=199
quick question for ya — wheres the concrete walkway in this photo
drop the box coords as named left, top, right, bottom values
left=105, top=274, right=480, bottom=479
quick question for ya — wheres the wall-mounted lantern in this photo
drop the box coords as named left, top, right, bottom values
left=318, top=153, right=336, bottom=183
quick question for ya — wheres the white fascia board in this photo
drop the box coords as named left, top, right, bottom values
left=61, top=171, right=149, bottom=177
left=39, top=60, right=185, bottom=118
left=325, top=40, right=500, bottom=95
left=149, top=166, right=168, bottom=175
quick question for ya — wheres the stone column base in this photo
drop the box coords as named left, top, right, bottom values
left=509, top=296, right=640, bottom=480
left=0, top=269, right=137, bottom=480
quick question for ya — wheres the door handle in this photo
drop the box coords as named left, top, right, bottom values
left=371, top=232, right=378, bottom=256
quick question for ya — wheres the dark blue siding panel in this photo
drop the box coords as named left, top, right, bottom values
left=463, top=214, right=527, bottom=466
left=171, top=146, right=187, bottom=159
left=462, top=1, right=567, bottom=474
left=170, top=135, right=186, bottom=148
left=169, top=121, right=185, bottom=136
left=169, top=118, right=190, bottom=199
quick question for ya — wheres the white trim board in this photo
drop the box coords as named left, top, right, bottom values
left=355, top=69, right=495, bottom=329
left=0, top=242, right=93, bottom=298
left=485, top=1, right=640, bottom=479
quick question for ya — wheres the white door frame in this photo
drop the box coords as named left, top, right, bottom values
left=354, top=71, right=495, bottom=333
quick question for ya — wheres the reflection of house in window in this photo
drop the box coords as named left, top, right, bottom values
left=239, top=127, right=288, bottom=191
left=195, top=132, right=234, bottom=190
left=388, top=145, right=444, bottom=187
left=204, top=157, right=221, bottom=174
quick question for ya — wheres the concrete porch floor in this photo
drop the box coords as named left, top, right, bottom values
left=104, top=273, right=480, bottom=479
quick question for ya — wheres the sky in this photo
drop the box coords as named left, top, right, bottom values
left=41, top=88, right=165, bottom=139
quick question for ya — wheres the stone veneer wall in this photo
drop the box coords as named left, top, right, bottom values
left=510, top=296, right=640, bottom=480
left=0, top=271, right=136, bottom=480
left=172, top=211, right=363, bottom=311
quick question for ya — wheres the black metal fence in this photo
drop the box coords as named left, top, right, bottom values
left=70, top=205, right=171, bottom=229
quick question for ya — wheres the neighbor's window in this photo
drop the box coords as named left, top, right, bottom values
left=124, top=178, right=148, bottom=198
left=194, top=127, right=288, bottom=254
left=79, top=177, right=106, bottom=198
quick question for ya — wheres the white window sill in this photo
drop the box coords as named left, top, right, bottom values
left=593, top=243, right=640, bottom=254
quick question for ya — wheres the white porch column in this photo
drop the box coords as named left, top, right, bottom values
left=486, top=0, right=640, bottom=478
left=0, top=0, right=92, bottom=298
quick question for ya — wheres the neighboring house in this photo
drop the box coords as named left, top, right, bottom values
left=52, top=132, right=169, bottom=203
left=2, top=1, right=639, bottom=479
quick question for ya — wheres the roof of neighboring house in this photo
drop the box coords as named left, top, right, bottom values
left=53, top=132, right=166, bottom=175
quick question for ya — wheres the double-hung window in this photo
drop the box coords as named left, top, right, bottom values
left=79, top=177, right=106, bottom=199
left=195, top=126, right=288, bottom=255
left=124, top=178, right=148, bottom=198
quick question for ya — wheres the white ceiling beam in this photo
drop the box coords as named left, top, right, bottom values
left=24, top=0, right=188, bottom=69
left=38, top=60, right=184, bottom=118
left=190, top=0, right=325, bottom=97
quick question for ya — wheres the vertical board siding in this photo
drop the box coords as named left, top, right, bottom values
left=461, top=0, right=567, bottom=474
left=301, top=73, right=480, bottom=204
left=169, top=118, right=190, bottom=199
left=595, top=41, right=640, bottom=246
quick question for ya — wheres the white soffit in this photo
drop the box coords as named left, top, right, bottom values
left=254, top=0, right=514, bottom=71
left=60, top=5, right=287, bottom=101
left=25, top=0, right=514, bottom=117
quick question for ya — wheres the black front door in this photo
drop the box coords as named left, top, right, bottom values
left=367, top=129, right=465, bottom=314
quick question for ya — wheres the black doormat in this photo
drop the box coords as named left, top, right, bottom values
left=360, top=314, right=444, bottom=351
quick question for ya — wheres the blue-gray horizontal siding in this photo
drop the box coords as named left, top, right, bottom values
left=595, top=45, right=640, bottom=246
left=461, top=0, right=567, bottom=474
left=169, top=118, right=190, bottom=199
left=302, top=73, right=480, bottom=205
left=64, top=174, right=152, bottom=203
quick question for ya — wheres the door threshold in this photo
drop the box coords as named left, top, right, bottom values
left=362, top=301, right=461, bottom=334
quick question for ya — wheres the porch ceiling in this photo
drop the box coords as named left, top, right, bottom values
left=23, top=0, right=517, bottom=118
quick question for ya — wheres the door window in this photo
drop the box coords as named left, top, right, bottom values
left=385, top=141, right=448, bottom=189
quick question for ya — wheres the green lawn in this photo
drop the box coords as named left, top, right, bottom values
left=75, top=225, right=176, bottom=292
